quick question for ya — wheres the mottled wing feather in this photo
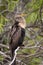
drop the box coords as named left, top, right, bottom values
left=10, top=27, right=21, bottom=50
left=12, top=27, right=21, bottom=43
left=10, top=25, right=16, bottom=38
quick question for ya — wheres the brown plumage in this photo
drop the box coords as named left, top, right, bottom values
left=9, top=15, right=26, bottom=65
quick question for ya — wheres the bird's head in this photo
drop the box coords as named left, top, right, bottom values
left=15, top=14, right=26, bottom=29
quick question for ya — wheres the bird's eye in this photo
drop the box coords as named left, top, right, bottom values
left=16, top=17, right=21, bottom=19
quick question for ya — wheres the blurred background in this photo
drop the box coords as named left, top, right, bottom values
left=0, top=0, right=43, bottom=65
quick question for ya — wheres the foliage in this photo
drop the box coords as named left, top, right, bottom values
left=0, top=0, right=43, bottom=65
left=0, top=0, right=19, bottom=33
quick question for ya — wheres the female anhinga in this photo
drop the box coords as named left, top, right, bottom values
left=9, top=14, right=26, bottom=65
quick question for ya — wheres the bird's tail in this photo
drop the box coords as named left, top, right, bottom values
left=10, top=50, right=16, bottom=65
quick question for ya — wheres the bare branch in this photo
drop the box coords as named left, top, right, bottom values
left=0, top=51, right=10, bottom=59
left=0, top=44, right=9, bottom=49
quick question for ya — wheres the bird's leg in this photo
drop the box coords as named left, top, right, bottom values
left=20, top=44, right=24, bottom=49
left=11, top=49, right=14, bottom=60
left=21, top=44, right=24, bottom=46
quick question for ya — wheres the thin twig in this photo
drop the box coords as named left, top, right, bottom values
left=0, top=44, right=9, bottom=49
left=0, top=51, right=10, bottom=59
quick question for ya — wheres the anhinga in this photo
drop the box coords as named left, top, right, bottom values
left=9, top=14, right=26, bottom=65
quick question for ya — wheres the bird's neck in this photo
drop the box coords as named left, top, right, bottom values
left=18, top=21, right=26, bottom=29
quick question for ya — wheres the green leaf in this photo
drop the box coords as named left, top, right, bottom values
left=32, top=58, right=41, bottom=63
left=0, top=55, right=4, bottom=61
left=0, top=15, right=8, bottom=33
left=8, top=0, right=19, bottom=12
left=32, top=0, right=43, bottom=10
left=0, top=23, right=3, bottom=33
left=26, top=12, right=37, bottom=23
left=8, top=1, right=16, bottom=12
left=0, top=15, right=8, bottom=24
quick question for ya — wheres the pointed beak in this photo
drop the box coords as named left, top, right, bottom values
left=19, top=13, right=27, bottom=17
left=15, top=13, right=27, bottom=18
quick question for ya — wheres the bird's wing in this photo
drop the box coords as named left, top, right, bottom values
left=12, top=27, right=21, bottom=43
left=10, top=24, right=16, bottom=38
left=9, top=27, right=21, bottom=50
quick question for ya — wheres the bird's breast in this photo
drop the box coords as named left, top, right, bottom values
left=9, top=27, right=25, bottom=50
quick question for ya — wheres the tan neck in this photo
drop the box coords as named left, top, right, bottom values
left=19, top=23, right=26, bottom=29
left=18, top=18, right=26, bottom=29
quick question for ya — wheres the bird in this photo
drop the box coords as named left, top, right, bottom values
left=9, top=14, right=26, bottom=65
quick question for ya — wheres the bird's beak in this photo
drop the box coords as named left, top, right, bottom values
left=19, top=13, right=27, bottom=17
left=21, top=13, right=27, bottom=16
